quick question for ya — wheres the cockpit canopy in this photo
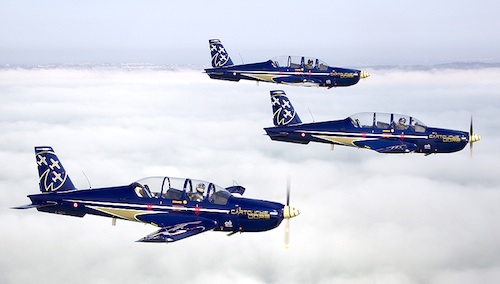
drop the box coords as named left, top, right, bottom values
left=132, top=176, right=232, bottom=205
left=271, top=56, right=329, bottom=70
left=350, top=112, right=427, bottom=132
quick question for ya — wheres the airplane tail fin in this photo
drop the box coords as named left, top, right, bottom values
left=209, top=39, right=234, bottom=67
left=270, top=90, right=302, bottom=126
left=35, top=146, right=76, bottom=192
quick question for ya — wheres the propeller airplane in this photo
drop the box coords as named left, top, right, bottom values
left=14, top=146, right=300, bottom=244
left=264, top=90, right=482, bottom=155
left=205, top=39, right=370, bottom=89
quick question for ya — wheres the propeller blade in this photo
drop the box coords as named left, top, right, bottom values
left=470, top=116, right=473, bottom=135
left=470, top=141, right=473, bottom=159
left=470, top=117, right=473, bottom=159
left=283, top=176, right=300, bottom=248
left=286, top=175, right=291, bottom=206
left=285, top=176, right=290, bottom=248
left=469, top=116, right=482, bottom=159
left=284, top=218, right=290, bottom=249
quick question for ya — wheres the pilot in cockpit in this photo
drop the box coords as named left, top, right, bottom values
left=134, top=183, right=151, bottom=198
left=305, top=59, right=313, bottom=69
left=395, top=117, right=408, bottom=130
left=191, top=183, right=205, bottom=202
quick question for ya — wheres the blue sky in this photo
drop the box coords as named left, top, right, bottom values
left=1, top=0, right=499, bottom=65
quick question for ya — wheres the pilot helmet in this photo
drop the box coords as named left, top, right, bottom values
left=196, top=183, right=205, bottom=194
left=398, top=117, right=406, bottom=124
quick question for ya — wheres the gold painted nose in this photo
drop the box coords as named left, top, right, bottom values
left=283, top=205, right=300, bottom=219
left=470, top=133, right=481, bottom=143
left=360, top=70, right=370, bottom=79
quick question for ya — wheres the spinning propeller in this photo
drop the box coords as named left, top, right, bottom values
left=283, top=176, right=300, bottom=249
left=469, top=117, right=482, bottom=159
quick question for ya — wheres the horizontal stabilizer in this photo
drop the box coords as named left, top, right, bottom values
left=12, top=202, right=57, bottom=210
left=136, top=215, right=217, bottom=243
left=353, top=140, right=418, bottom=153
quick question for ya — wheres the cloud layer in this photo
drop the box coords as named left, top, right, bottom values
left=1, top=67, right=499, bottom=284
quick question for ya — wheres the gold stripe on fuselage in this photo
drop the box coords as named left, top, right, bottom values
left=243, top=73, right=278, bottom=82
left=91, top=206, right=147, bottom=222
left=313, top=135, right=371, bottom=147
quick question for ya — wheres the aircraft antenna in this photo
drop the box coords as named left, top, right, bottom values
left=308, top=108, right=315, bottom=122
left=82, top=171, right=92, bottom=189
left=238, top=53, right=244, bottom=64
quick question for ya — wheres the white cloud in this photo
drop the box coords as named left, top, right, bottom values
left=1, top=67, right=499, bottom=283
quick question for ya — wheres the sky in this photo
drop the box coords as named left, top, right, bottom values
left=1, top=0, right=500, bottom=66
left=1, top=1, right=500, bottom=284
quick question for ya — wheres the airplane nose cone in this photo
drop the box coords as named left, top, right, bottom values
left=360, top=70, right=370, bottom=79
left=470, top=133, right=481, bottom=143
left=283, top=205, right=300, bottom=219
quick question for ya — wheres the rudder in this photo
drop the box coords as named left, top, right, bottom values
left=35, top=146, right=75, bottom=192
left=209, top=39, right=234, bottom=67
left=270, top=90, right=302, bottom=126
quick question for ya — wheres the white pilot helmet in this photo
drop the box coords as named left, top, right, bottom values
left=398, top=117, right=406, bottom=124
left=196, top=183, right=205, bottom=194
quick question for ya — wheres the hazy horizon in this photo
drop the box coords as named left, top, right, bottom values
left=2, top=1, right=500, bottom=66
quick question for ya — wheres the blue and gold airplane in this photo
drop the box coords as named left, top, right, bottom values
left=264, top=90, right=481, bottom=155
left=14, top=146, right=300, bottom=244
left=205, top=39, right=370, bottom=88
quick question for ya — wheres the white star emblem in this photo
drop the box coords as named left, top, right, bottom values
left=282, top=99, right=291, bottom=109
left=49, top=158, right=60, bottom=170
left=52, top=171, right=63, bottom=183
left=284, top=109, right=292, bottom=118
left=272, top=96, right=280, bottom=106
left=37, top=155, right=47, bottom=166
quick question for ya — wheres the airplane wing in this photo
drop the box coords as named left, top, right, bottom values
left=273, top=76, right=322, bottom=85
left=353, top=139, right=418, bottom=153
left=135, top=213, right=217, bottom=243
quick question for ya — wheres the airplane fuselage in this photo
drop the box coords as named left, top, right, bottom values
left=27, top=183, right=286, bottom=235
left=205, top=60, right=365, bottom=88
left=265, top=118, right=470, bottom=154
